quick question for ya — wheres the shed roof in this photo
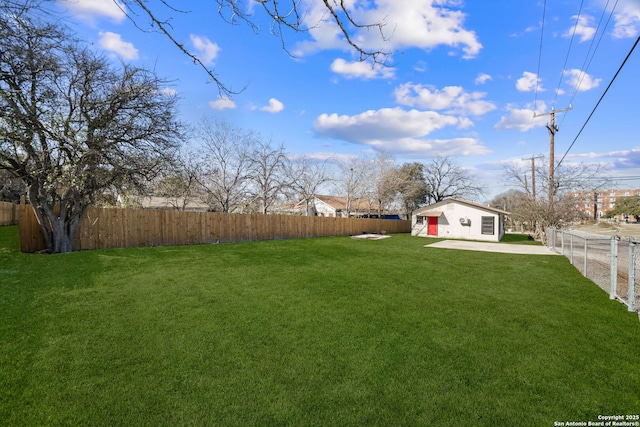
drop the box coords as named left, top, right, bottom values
left=415, top=198, right=510, bottom=216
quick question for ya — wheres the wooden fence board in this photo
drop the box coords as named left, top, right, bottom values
left=0, top=201, right=19, bottom=226
left=16, top=202, right=411, bottom=253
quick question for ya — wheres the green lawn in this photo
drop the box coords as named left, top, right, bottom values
left=499, top=232, right=540, bottom=244
left=1, top=226, right=639, bottom=426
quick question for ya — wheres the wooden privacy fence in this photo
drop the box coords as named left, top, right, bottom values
left=0, top=201, right=19, bottom=226
left=18, top=203, right=411, bottom=253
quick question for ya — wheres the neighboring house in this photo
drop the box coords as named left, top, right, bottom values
left=117, top=195, right=210, bottom=212
left=310, top=195, right=378, bottom=218
left=412, top=199, right=510, bottom=242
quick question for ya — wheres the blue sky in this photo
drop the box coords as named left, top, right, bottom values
left=55, top=0, right=640, bottom=200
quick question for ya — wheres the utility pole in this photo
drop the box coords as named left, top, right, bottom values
left=534, top=105, right=572, bottom=204
left=522, top=155, right=544, bottom=201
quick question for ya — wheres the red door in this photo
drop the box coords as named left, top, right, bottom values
left=427, top=216, right=438, bottom=236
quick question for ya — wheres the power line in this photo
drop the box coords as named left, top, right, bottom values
left=533, top=0, right=547, bottom=112
left=519, top=0, right=547, bottom=156
left=560, top=0, right=620, bottom=128
left=569, top=0, right=618, bottom=102
left=579, top=175, right=640, bottom=181
left=556, top=35, right=640, bottom=170
left=553, top=0, right=585, bottom=107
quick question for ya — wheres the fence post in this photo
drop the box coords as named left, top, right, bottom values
left=561, top=229, right=565, bottom=256
left=569, top=232, right=573, bottom=265
left=630, top=243, right=636, bottom=312
left=584, top=237, right=588, bottom=277
left=610, top=237, right=618, bottom=300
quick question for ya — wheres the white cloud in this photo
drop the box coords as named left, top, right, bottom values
left=413, top=61, right=428, bottom=73
left=394, top=83, right=496, bottom=116
left=190, top=35, right=220, bottom=65
left=98, top=32, right=138, bottom=60
left=516, top=72, right=543, bottom=92
left=161, top=87, right=177, bottom=96
left=524, top=24, right=541, bottom=34
left=565, top=15, right=596, bottom=42
left=475, top=73, right=492, bottom=85
left=315, top=108, right=456, bottom=141
left=57, top=0, right=126, bottom=23
left=294, top=0, right=481, bottom=59
left=330, top=58, right=395, bottom=79
left=260, top=98, right=284, bottom=113
left=288, top=151, right=343, bottom=163
left=313, top=107, right=490, bottom=156
left=376, top=137, right=490, bottom=157
left=561, top=146, right=640, bottom=169
left=208, top=97, right=236, bottom=110
left=564, top=69, right=601, bottom=92
left=613, top=146, right=640, bottom=168
left=612, top=0, right=640, bottom=38
left=494, top=104, right=549, bottom=132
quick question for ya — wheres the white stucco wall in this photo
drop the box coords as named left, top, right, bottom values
left=412, top=201, right=505, bottom=242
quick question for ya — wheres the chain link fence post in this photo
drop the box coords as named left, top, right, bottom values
left=630, top=242, right=637, bottom=312
left=610, top=237, right=618, bottom=300
left=569, top=232, right=573, bottom=264
left=547, top=227, right=638, bottom=315
left=584, top=237, right=588, bottom=277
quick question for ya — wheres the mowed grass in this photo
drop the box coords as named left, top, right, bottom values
left=1, top=226, right=639, bottom=426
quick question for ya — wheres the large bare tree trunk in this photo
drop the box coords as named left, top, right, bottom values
left=29, top=187, right=87, bottom=253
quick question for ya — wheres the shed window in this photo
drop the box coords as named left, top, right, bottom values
left=481, top=216, right=495, bottom=235
left=416, top=216, right=424, bottom=224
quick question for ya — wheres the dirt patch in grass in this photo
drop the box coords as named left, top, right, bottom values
left=351, top=234, right=392, bottom=240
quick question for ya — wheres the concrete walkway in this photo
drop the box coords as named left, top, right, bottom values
left=425, top=240, right=559, bottom=255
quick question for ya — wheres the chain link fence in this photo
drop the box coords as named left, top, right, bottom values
left=547, top=227, right=639, bottom=313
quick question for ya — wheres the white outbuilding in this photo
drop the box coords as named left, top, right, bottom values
left=412, top=199, right=510, bottom=242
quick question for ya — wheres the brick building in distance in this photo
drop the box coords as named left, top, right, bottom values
left=570, top=189, right=640, bottom=220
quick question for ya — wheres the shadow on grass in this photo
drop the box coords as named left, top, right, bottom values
left=501, top=233, right=540, bottom=245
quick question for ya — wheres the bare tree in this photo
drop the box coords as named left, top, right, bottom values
left=0, top=170, right=27, bottom=203
left=502, top=157, right=609, bottom=241
left=395, top=162, right=429, bottom=219
left=117, top=0, right=391, bottom=95
left=336, top=156, right=369, bottom=217
left=195, top=118, right=254, bottom=213
left=287, top=156, right=332, bottom=216
left=489, top=189, right=529, bottom=231
left=423, top=156, right=484, bottom=203
left=371, top=152, right=399, bottom=216
left=153, top=145, right=202, bottom=211
left=333, top=153, right=399, bottom=217
left=4, top=0, right=390, bottom=95
left=489, top=189, right=528, bottom=213
left=541, top=161, right=610, bottom=201
left=0, top=15, right=182, bottom=252
left=248, top=138, right=289, bottom=214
